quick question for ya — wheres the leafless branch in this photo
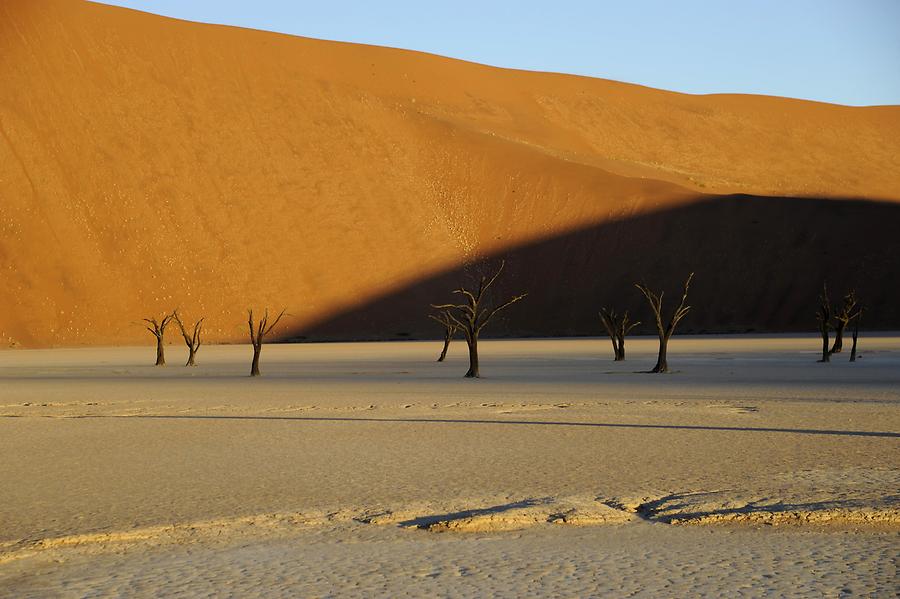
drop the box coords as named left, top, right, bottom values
left=478, top=293, right=528, bottom=332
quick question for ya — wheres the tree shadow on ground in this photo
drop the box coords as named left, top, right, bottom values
left=396, top=498, right=553, bottom=529
left=636, top=491, right=899, bottom=523
left=93, top=414, right=900, bottom=438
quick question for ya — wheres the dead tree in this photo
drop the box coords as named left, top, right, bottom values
left=428, top=310, right=459, bottom=362
left=598, top=307, right=641, bottom=361
left=431, top=261, right=527, bottom=378
left=816, top=284, right=832, bottom=363
left=849, top=307, right=863, bottom=362
left=829, top=290, right=858, bottom=354
left=634, top=273, right=693, bottom=373
left=247, top=308, right=286, bottom=377
left=143, top=312, right=174, bottom=366
left=173, top=311, right=204, bottom=367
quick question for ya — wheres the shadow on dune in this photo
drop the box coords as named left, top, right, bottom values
left=287, top=195, right=900, bottom=341
left=91, top=414, right=900, bottom=438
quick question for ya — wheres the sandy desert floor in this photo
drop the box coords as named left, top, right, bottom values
left=0, top=336, right=898, bottom=597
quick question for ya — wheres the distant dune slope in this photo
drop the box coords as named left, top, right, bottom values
left=1, top=0, right=898, bottom=347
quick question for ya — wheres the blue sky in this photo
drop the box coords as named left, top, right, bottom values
left=92, top=1, right=900, bottom=106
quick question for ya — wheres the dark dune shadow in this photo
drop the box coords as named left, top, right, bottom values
left=88, top=414, right=900, bottom=438
left=285, top=195, right=900, bottom=341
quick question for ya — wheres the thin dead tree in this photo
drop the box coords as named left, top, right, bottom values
left=431, top=261, right=527, bottom=378
left=143, top=312, right=175, bottom=366
left=173, top=310, right=204, bottom=367
left=247, top=308, right=286, bottom=377
left=849, top=307, right=863, bottom=362
left=816, top=283, right=832, bottom=363
left=634, top=273, right=694, bottom=373
left=829, top=290, right=858, bottom=354
left=598, top=307, right=641, bottom=361
left=428, top=309, right=459, bottom=362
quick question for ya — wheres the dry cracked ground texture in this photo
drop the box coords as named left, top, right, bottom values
left=0, top=337, right=897, bottom=596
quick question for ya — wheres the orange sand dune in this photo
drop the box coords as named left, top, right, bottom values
left=1, top=0, right=899, bottom=347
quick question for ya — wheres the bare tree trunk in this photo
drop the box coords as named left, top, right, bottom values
left=816, top=284, right=833, bottom=363
left=251, top=343, right=262, bottom=377
left=849, top=309, right=861, bottom=362
left=599, top=307, right=638, bottom=362
left=652, top=335, right=668, bottom=373
left=819, top=326, right=830, bottom=362
left=830, top=322, right=845, bottom=354
left=429, top=310, right=458, bottom=363
left=609, top=337, right=622, bottom=360
left=247, top=308, right=286, bottom=378
left=144, top=313, right=174, bottom=367
left=155, top=336, right=165, bottom=366
left=465, top=335, right=480, bottom=378
left=173, top=311, right=203, bottom=367
left=438, top=332, right=451, bottom=362
left=830, top=290, right=857, bottom=354
left=615, top=334, right=626, bottom=361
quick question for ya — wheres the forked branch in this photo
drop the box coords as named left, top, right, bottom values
left=634, top=273, right=694, bottom=373
left=248, top=308, right=287, bottom=376
left=599, top=307, right=641, bottom=361
left=143, top=313, right=174, bottom=339
left=429, top=309, right=460, bottom=362
left=829, top=289, right=858, bottom=354
left=143, top=311, right=175, bottom=366
left=173, top=310, right=204, bottom=366
left=430, top=260, right=527, bottom=377
left=248, top=308, right=286, bottom=347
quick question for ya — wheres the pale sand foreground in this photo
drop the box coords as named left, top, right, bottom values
left=1, top=336, right=898, bottom=596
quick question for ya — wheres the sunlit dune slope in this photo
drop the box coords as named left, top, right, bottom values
left=1, top=0, right=898, bottom=347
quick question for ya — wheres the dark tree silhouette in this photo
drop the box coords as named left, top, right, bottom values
left=173, top=310, right=204, bottom=367
left=849, top=307, right=863, bottom=362
left=248, top=308, right=286, bottom=377
left=432, top=261, right=527, bottom=378
left=816, top=284, right=832, bottom=363
left=143, top=312, right=174, bottom=366
left=635, top=273, right=693, bottom=373
left=598, top=307, right=640, bottom=361
left=428, top=310, right=459, bottom=362
left=829, top=290, right=858, bottom=354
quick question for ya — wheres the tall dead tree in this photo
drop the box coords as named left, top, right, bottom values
left=598, top=307, right=640, bottom=361
left=143, top=312, right=174, bottom=366
left=635, top=273, right=693, bottom=373
left=173, top=311, right=204, bottom=367
left=428, top=310, right=459, bottom=362
left=849, top=307, right=863, bottom=362
left=247, top=308, right=286, bottom=377
left=431, top=261, right=527, bottom=378
left=816, top=284, right=832, bottom=363
left=829, top=290, right=858, bottom=354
